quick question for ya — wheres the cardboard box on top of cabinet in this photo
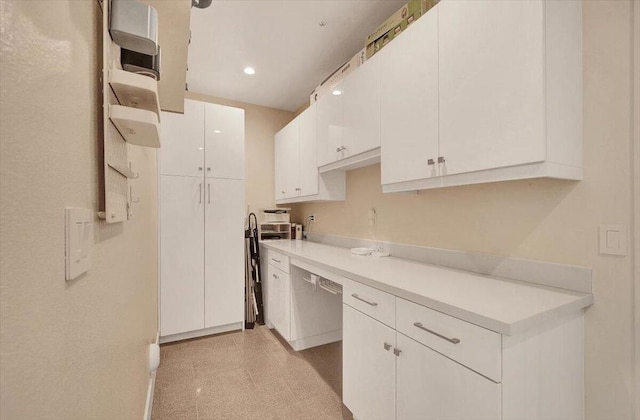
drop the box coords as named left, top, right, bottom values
left=310, top=48, right=366, bottom=104
left=365, top=0, right=438, bottom=59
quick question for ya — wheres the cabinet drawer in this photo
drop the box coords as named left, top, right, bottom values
left=267, top=250, right=290, bottom=273
left=343, top=278, right=395, bottom=328
left=396, top=298, right=501, bottom=382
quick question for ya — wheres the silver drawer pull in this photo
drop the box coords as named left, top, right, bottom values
left=271, top=258, right=281, bottom=263
left=383, top=342, right=392, bottom=351
left=351, top=293, right=378, bottom=306
left=413, top=322, right=460, bottom=344
left=272, top=274, right=278, bottom=279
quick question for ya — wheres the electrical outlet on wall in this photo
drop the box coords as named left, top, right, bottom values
left=368, top=208, right=376, bottom=227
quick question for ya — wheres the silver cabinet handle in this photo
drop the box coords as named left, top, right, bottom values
left=383, top=342, right=392, bottom=351
left=427, top=158, right=435, bottom=165
left=413, top=322, right=460, bottom=344
left=198, top=167, right=203, bottom=171
left=437, top=156, right=445, bottom=163
left=271, top=258, right=281, bottom=263
left=207, top=167, right=211, bottom=172
left=199, top=183, right=202, bottom=204
left=272, top=273, right=278, bottom=279
left=207, top=183, right=211, bottom=204
left=393, top=348, right=402, bottom=356
left=351, top=293, right=378, bottom=306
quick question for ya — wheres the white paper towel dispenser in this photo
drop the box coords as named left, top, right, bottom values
left=110, top=0, right=159, bottom=56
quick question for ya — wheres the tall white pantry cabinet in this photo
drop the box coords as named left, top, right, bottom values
left=159, top=99, right=245, bottom=341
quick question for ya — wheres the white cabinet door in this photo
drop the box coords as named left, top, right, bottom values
left=205, top=103, right=245, bottom=180
left=204, top=178, right=244, bottom=329
left=268, top=264, right=291, bottom=341
left=438, top=0, right=545, bottom=176
left=160, top=175, right=205, bottom=336
left=267, top=264, right=280, bottom=332
left=342, top=54, right=381, bottom=157
left=262, top=251, right=273, bottom=327
left=396, top=333, right=501, bottom=420
left=274, top=132, right=286, bottom=202
left=343, top=304, right=396, bottom=420
left=380, top=9, right=439, bottom=185
left=297, top=103, right=319, bottom=197
left=160, top=99, right=205, bottom=177
left=316, top=81, right=344, bottom=166
left=284, top=121, right=300, bottom=199
left=274, top=119, right=299, bottom=200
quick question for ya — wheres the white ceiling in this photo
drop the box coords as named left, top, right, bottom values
left=187, top=0, right=405, bottom=112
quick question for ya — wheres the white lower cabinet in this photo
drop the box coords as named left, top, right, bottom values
left=343, top=294, right=584, bottom=420
left=344, top=299, right=499, bottom=420
left=266, top=260, right=291, bottom=341
left=204, top=178, right=244, bottom=329
left=160, top=175, right=205, bottom=336
left=343, top=304, right=396, bottom=420
left=396, top=333, right=501, bottom=420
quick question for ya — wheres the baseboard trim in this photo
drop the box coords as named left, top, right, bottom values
left=143, top=331, right=160, bottom=420
left=289, top=329, right=342, bottom=351
left=159, top=322, right=243, bottom=344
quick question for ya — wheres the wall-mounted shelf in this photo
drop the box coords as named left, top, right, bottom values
left=109, top=104, right=161, bottom=148
left=109, top=69, right=161, bottom=118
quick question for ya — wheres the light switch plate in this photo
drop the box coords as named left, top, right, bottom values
left=65, top=208, right=93, bottom=281
left=599, top=224, right=627, bottom=256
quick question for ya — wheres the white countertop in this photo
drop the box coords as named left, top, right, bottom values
left=260, top=240, right=593, bottom=335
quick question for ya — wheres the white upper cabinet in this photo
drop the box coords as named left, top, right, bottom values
left=342, top=53, right=381, bottom=157
left=380, top=9, right=439, bottom=186
left=274, top=118, right=299, bottom=200
left=381, top=0, right=582, bottom=192
left=160, top=99, right=204, bottom=177
left=317, top=55, right=381, bottom=169
left=297, top=104, right=319, bottom=197
left=438, top=0, right=545, bottom=176
left=274, top=105, right=345, bottom=204
left=317, top=81, right=344, bottom=167
left=205, top=103, right=245, bottom=180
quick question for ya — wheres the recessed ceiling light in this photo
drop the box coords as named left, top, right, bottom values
left=213, top=129, right=222, bottom=134
left=243, top=67, right=255, bottom=75
left=332, top=89, right=342, bottom=96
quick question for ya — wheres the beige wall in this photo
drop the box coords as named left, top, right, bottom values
left=291, top=1, right=637, bottom=418
left=185, top=92, right=294, bottom=215
left=0, top=2, right=158, bottom=419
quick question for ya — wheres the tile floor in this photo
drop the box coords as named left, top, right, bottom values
left=152, top=325, right=353, bottom=420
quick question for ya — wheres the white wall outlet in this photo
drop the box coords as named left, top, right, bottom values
left=599, top=224, right=628, bottom=256
left=65, top=208, right=93, bottom=281
left=369, top=208, right=376, bottom=227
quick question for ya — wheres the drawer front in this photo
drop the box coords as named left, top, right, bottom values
left=267, top=250, right=290, bottom=273
left=396, top=298, right=501, bottom=382
left=343, top=278, right=395, bottom=328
